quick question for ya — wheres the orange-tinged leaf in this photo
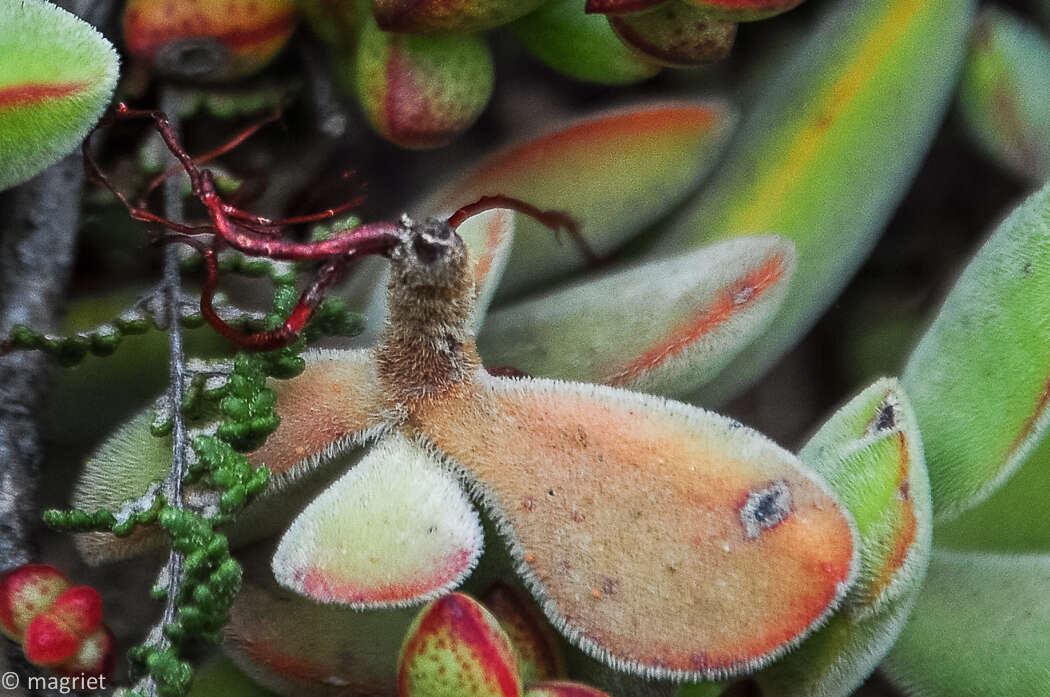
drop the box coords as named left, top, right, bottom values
left=478, top=237, right=795, bottom=397
left=272, top=434, right=483, bottom=608
left=398, top=592, right=522, bottom=697
left=123, top=0, right=297, bottom=80
left=424, top=102, right=735, bottom=298
left=407, top=374, right=858, bottom=680
left=72, top=349, right=384, bottom=564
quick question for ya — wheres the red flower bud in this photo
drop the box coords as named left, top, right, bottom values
left=0, top=564, right=70, bottom=641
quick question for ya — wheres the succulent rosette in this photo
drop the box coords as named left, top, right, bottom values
left=66, top=0, right=1050, bottom=696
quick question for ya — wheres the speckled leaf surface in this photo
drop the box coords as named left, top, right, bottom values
left=478, top=237, right=795, bottom=397
left=356, top=13, right=494, bottom=149
left=0, top=0, right=119, bottom=191
left=398, top=593, right=522, bottom=697
left=272, top=434, right=484, bottom=608
left=651, top=0, right=974, bottom=404
left=957, top=7, right=1050, bottom=182
left=425, top=102, right=736, bottom=298
left=884, top=550, right=1050, bottom=697
left=903, top=183, right=1050, bottom=520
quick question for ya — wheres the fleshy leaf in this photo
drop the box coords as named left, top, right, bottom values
left=398, top=592, right=522, bottom=697
left=414, top=375, right=858, bottom=680
left=608, top=4, right=737, bottom=68
left=682, top=0, right=806, bottom=22
left=884, top=550, right=1050, bottom=697
left=526, top=683, right=612, bottom=697
left=935, top=433, right=1050, bottom=552
left=298, top=0, right=360, bottom=47
left=585, top=0, right=665, bottom=14
left=356, top=12, right=494, bottom=149
left=478, top=237, right=795, bottom=397
left=481, top=582, right=566, bottom=685
left=512, top=0, right=662, bottom=85
left=740, top=379, right=932, bottom=697
left=123, top=0, right=296, bottom=80
left=957, top=7, right=1050, bottom=182
left=72, top=349, right=383, bottom=564
left=902, top=183, right=1050, bottom=520
left=798, top=378, right=931, bottom=615
left=272, top=434, right=484, bottom=608
left=425, top=102, right=736, bottom=298
left=651, top=0, right=975, bottom=404
left=188, top=658, right=281, bottom=697
left=373, top=0, right=548, bottom=33
left=225, top=564, right=416, bottom=697
left=460, top=209, right=516, bottom=331
left=0, top=0, right=119, bottom=191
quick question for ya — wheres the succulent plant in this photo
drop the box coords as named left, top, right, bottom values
left=9, top=0, right=1050, bottom=696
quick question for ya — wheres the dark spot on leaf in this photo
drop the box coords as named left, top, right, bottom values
left=875, top=403, right=896, bottom=431
left=740, top=481, right=792, bottom=539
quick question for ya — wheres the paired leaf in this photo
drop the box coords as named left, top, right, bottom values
left=511, top=0, right=662, bottom=85
left=902, top=183, right=1050, bottom=520
left=957, top=7, right=1050, bottom=183
left=0, top=0, right=119, bottom=191
left=745, top=379, right=932, bottom=697
left=72, top=349, right=383, bottom=564
left=884, top=550, right=1050, bottom=697
left=398, top=593, right=522, bottom=697
left=225, top=567, right=416, bottom=697
left=478, top=237, right=795, bottom=397
left=651, top=0, right=975, bottom=404
left=356, top=12, right=494, bottom=149
left=272, top=434, right=484, bottom=608
left=424, top=102, right=736, bottom=298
